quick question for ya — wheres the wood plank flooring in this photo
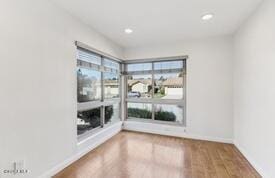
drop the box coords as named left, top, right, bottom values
left=54, top=131, right=261, bottom=178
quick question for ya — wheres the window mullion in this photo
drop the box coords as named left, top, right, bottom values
left=101, top=106, right=105, bottom=128
left=152, top=62, right=155, bottom=120
left=100, top=56, right=104, bottom=127
left=152, top=104, right=155, bottom=120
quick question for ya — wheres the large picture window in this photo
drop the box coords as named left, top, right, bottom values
left=126, top=59, right=186, bottom=125
left=77, top=47, right=121, bottom=137
left=76, top=43, right=186, bottom=136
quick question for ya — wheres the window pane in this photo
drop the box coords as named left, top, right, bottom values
left=154, top=61, right=183, bottom=70
left=105, top=103, right=120, bottom=124
left=77, top=107, right=101, bottom=135
left=127, top=63, right=152, bottom=72
left=104, top=72, right=119, bottom=99
left=155, top=104, right=183, bottom=123
left=154, top=73, right=183, bottom=99
left=77, top=48, right=101, bottom=65
left=127, top=74, right=152, bottom=98
left=77, top=67, right=101, bottom=102
left=127, top=103, right=152, bottom=119
left=104, top=58, right=119, bottom=70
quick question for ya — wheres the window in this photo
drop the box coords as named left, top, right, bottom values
left=105, top=103, right=120, bottom=124
left=77, top=107, right=101, bottom=135
left=104, top=58, right=120, bottom=99
left=154, top=73, right=183, bottom=99
left=127, top=103, right=152, bottom=119
left=104, top=72, right=119, bottom=99
left=77, top=47, right=121, bottom=137
left=154, top=60, right=183, bottom=70
left=126, top=60, right=186, bottom=124
left=154, top=104, right=183, bottom=124
left=77, top=48, right=101, bottom=65
left=77, top=67, right=101, bottom=102
left=127, top=63, right=152, bottom=72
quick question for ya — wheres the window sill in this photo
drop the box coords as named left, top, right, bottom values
left=77, top=120, right=121, bottom=144
left=127, top=118, right=185, bottom=127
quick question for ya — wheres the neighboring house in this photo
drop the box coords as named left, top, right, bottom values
left=128, top=79, right=153, bottom=94
left=162, top=77, right=183, bottom=98
left=104, top=80, right=119, bottom=98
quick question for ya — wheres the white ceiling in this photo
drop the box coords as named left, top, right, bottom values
left=52, top=0, right=262, bottom=48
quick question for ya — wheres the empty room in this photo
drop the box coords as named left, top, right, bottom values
left=1, top=0, right=274, bottom=177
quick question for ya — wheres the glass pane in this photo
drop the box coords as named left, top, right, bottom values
left=77, top=107, right=101, bottom=135
left=127, top=63, right=152, bottom=72
left=105, top=103, right=120, bottom=124
left=104, top=58, right=119, bottom=70
left=155, top=104, right=183, bottom=123
left=127, top=74, right=153, bottom=98
left=77, top=67, right=101, bottom=102
left=154, top=61, right=183, bottom=70
left=127, top=103, right=152, bottom=119
left=77, top=48, right=101, bottom=65
left=154, top=73, right=183, bottom=99
left=104, top=72, right=119, bottom=99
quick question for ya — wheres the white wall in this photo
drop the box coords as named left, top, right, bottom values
left=2, top=0, right=272, bottom=177
left=124, top=35, right=234, bottom=142
left=233, top=0, right=275, bottom=177
left=0, top=0, right=123, bottom=177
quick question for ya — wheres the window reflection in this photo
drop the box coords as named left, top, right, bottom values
left=77, top=108, right=101, bottom=135
left=105, top=104, right=120, bottom=124
left=77, top=67, right=101, bottom=102
left=104, top=72, right=119, bottom=99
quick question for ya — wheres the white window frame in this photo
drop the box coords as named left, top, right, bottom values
left=124, top=58, right=187, bottom=126
left=76, top=43, right=122, bottom=140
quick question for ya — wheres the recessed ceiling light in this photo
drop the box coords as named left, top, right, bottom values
left=201, top=13, right=214, bottom=21
left=124, top=28, right=133, bottom=34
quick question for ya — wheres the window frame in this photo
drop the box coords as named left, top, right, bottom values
left=124, top=59, right=186, bottom=126
left=76, top=46, right=122, bottom=139
left=75, top=41, right=188, bottom=138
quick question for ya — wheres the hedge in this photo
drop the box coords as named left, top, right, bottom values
left=128, top=108, right=176, bottom=121
left=128, top=108, right=152, bottom=119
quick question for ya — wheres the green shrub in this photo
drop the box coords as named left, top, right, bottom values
left=160, top=87, right=165, bottom=95
left=128, top=107, right=176, bottom=122
left=155, top=110, right=176, bottom=121
left=128, top=108, right=152, bottom=119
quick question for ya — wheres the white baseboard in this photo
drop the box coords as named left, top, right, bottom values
left=39, top=122, right=122, bottom=178
left=234, top=141, right=269, bottom=178
left=123, top=121, right=233, bottom=144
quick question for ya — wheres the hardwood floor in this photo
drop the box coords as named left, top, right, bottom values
left=54, top=131, right=261, bottom=178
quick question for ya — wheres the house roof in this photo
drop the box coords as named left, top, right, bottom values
left=162, top=77, right=183, bottom=87
left=128, top=79, right=152, bottom=86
